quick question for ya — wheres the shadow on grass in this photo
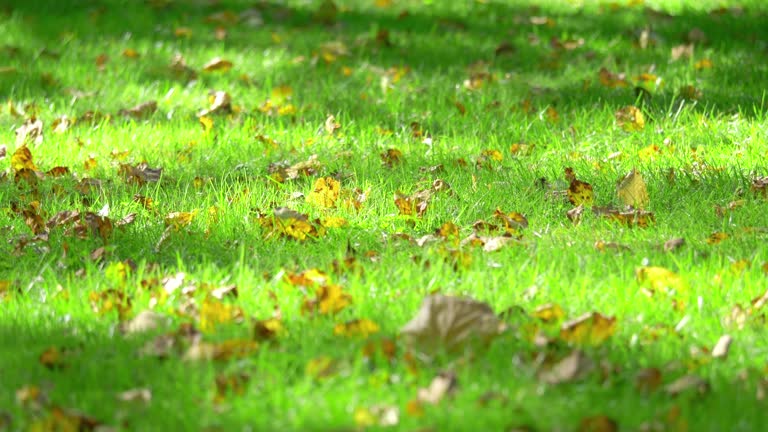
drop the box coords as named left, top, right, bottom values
left=2, top=0, right=767, bottom=116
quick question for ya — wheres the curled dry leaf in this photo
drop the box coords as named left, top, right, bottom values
left=400, top=294, right=503, bottom=354
left=711, top=334, right=733, bottom=359
left=538, top=349, right=594, bottom=384
left=198, top=90, right=232, bottom=117
left=664, top=374, right=709, bottom=396
left=418, top=371, right=458, bottom=405
left=616, top=168, right=649, bottom=208
left=202, top=57, right=233, bottom=72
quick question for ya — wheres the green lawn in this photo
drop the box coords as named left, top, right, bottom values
left=1, top=0, right=767, bottom=430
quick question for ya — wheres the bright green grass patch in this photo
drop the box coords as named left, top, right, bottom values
left=1, top=0, right=767, bottom=430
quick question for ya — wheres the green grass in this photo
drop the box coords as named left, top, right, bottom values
left=1, top=0, right=767, bottom=430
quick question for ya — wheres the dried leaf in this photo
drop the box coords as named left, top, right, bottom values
left=539, top=350, right=594, bottom=384
left=711, top=334, right=733, bottom=359
left=565, top=168, right=594, bottom=207
left=120, top=310, right=171, bottom=335
left=334, top=319, right=380, bottom=338
left=120, top=101, right=157, bottom=119
left=616, top=169, right=649, bottom=208
left=400, top=294, right=502, bottom=354
left=664, top=374, right=709, bottom=396
left=418, top=371, right=457, bottom=405
left=202, top=57, right=233, bottom=72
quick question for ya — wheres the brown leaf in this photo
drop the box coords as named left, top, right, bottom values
left=664, top=374, right=709, bottom=396
left=202, top=57, right=233, bottom=72
left=577, top=415, right=618, bottom=432
left=538, top=350, right=594, bottom=384
left=120, top=101, right=157, bottom=119
left=119, top=162, right=162, bottom=185
left=615, top=106, right=645, bottom=132
left=663, top=237, right=685, bottom=252
left=400, top=294, right=502, bottom=354
left=635, top=367, right=663, bottom=393
left=565, top=168, right=594, bottom=207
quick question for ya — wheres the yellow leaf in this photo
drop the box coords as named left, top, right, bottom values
left=307, top=177, right=341, bottom=208
left=559, top=312, right=617, bottom=346
left=164, top=210, right=198, bottom=230
left=302, top=284, right=352, bottom=315
left=636, top=266, right=687, bottom=295
left=707, top=232, right=729, bottom=245
left=122, top=48, right=140, bottom=58
left=334, top=319, right=380, bottom=338
left=320, top=216, right=348, bottom=228
left=616, top=168, right=650, bottom=208
left=271, top=85, right=293, bottom=103
left=11, top=146, right=36, bottom=172
left=695, top=58, right=713, bottom=70
left=532, top=303, right=565, bottom=323
left=199, top=297, right=243, bottom=333
left=481, top=149, right=503, bottom=161
left=199, top=116, right=213, bottom=134
left=615, top=106, right=645, bottom=131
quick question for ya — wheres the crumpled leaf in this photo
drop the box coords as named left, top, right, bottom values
left=400, top=294, right=503, bottom=354
left=198, top=90, right=232, bottom=117
left=11, top=145, right=37, bottom=172
left=538, top=349, right=594, bottom=384
left=616, top=168, right=649, bottom=208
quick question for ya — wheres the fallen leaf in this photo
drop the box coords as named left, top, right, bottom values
left=418, top=371, right=457, bottom=404
left=11, top=146, right=37, bottom=172
left=539, top=350, right=594, bottom=384
left=559, top=312, right=617, bottom=346
left=306, top=177, right=341, bottom=208
left=198, top=90, right=232, bottom=116
left=334, top=319, right=380, bottom=338
left=615, top=106, right=645, bottom=131
left=664, top=374, right=709, bottom=396
left=565, top=168, right=594, bottom=207
left=707, top=232, right=728, bottom=245
left=616, top=169, right=649, bottom=208
left=663, top=238, right=685, bottom=252
left=577, top=415, right=618, bottom=432
left=532, top=303, right=566, bottom=323
left=305, top=355, right=338, bottom=379
left=202, top=57, right=233, bottom=72
left=400, top=294, right=502, bottom=354
left=636, top=266, right=687, bottom=295
left=711, top=334, right=733, bottom=359
left=184, top=339, right=258, bottom=361
left=15, top=117, right=44, bottom=146
left=120, top=310, right=171, bottom=335
left=635, top=367, right=663, bottom=393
